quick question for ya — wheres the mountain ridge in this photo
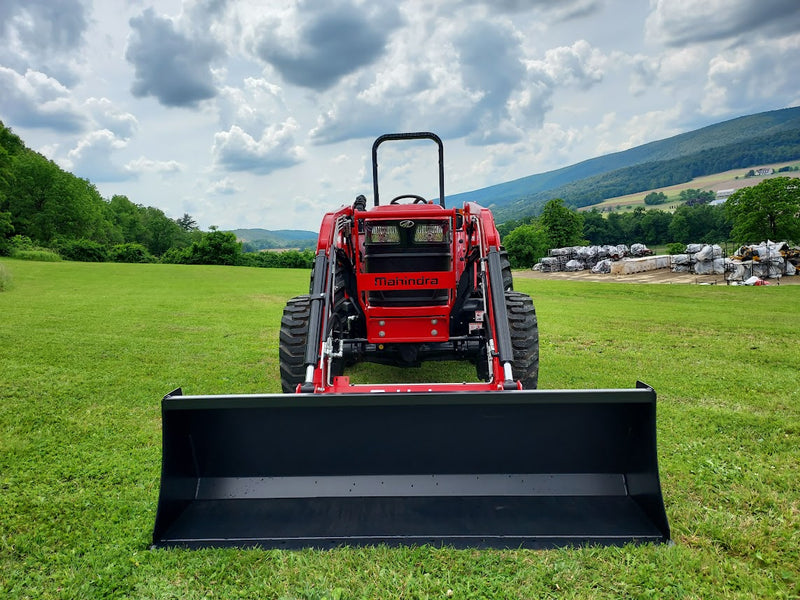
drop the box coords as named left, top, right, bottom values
left=447, top=106, right=800, bottom=220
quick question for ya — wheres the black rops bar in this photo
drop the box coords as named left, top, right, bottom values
left=372, top=132, right=445, bottom=207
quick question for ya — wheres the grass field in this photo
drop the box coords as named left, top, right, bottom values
left=1, top=258, right=798, bottom=599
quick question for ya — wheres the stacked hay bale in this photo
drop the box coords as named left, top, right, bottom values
left=533, top=244, right=652, bottom=272
left=670, top=244, right=724, bottom=275
left=727, top=241, right=799, bottom=281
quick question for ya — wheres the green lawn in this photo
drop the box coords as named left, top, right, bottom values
left=1, top=258, right=798, bottom=599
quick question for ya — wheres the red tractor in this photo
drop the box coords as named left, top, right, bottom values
left=152, top=133, right=670, bottom=550
left=279, top=132, right=537, bottom=394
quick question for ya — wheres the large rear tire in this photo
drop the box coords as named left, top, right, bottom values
left=505, top=290, right=539, bottom=389
left=500, top=247, right=513, bottom=291
left=279, top=295, right=311, bottom=393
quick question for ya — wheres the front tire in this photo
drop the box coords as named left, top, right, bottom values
left=505, top=290, right=539, bottom=389
left=279, top=295, right=311, bottom=393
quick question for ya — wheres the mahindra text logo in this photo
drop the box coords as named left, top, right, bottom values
left=374, top=276, right=439, bottom=287
left=399, top=220, right=415, bottom=228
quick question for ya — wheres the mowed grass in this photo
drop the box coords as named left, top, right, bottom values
left=1, top=258, right=798, bottom=599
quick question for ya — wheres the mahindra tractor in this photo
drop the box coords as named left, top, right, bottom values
left=152, top=133, right=670, bottom=549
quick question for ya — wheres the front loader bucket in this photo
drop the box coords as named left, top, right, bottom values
left=152, top=383, right=669, bottom=549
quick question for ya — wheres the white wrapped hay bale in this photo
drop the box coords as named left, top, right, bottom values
left=726, top=260, right=751, bottom=282
left=694, top=244, right=722, bottom=262
left=753, top=260, right=784, bottom=279
left=592, top=259, right=612, bottom=273
left=610, top=255, right=670, bottom=275
left=564, top=259, right=585, bottom=271
left=539, top=257, right=560, bottom=272
left=694, top=258, right=725, bottom=275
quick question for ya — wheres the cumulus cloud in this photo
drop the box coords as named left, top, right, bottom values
left=65, top=129, right=133, bottom=182
left=457, top=0, right=599, bottom=20
left=126, top=7, right=225, bottom=107
left=456, top=20, right=527, bottom=143
left=309, top=14, right=523, bottom=145
left=0, top=0, right=88, bottom=85
left=207, top=177, right=242, bottom=195
left=306, top=1, right=612, bottom=149
left=213, top=119, right=305, bottom=174
left=0, top=66, right=87, bottom=132
left=646, top=0, right=800, bottom=47
left=250, top=0, right=402, bottom=90
left=700, top=35, right=800, bottom=115
left=534, top=40, right=605, bottom=89
left=125, top=156, right=183, bottom=176
left=85, top=98, right=139, bottom=139
left=628, top=46, right=708, bottom=96
left=216, top=78, right=286, bottom=135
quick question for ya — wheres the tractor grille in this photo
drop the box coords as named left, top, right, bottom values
left=364, top=219, right=451, bottom=306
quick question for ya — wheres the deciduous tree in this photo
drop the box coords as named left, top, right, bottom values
left=726, top=177, right=800, bottom=243
left=540, top=198, right=584, bottom=248
left=502, top=223, right=549, bottom=268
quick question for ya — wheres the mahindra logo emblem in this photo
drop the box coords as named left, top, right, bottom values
left=399, top=220, right=415, bottom=228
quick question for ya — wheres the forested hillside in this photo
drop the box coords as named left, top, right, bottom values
left=0, top=122, right=314, bottom=266
left=449, top=107, right=800, bottom=221
left=0, top=121, right=198, bottom=255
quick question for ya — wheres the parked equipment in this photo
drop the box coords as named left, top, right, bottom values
left=152, top=133, right=669, bottom=549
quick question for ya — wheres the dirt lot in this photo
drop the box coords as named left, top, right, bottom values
left=515, top=267, right=799, bottom=285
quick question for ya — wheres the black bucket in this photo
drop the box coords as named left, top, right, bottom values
left=152, top=383, right=669, bottom=549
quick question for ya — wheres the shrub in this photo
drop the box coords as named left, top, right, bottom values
left=55, top=238, right=108, bottom=262
left=12, top=250, right=62, bottom=262
left=159, top=247, right=190, bottom=264
left=240, top=249, right=315, bottom=269
left=7, top=236, right=62, bottom=261
left=10, top=235, right=36, bottom=251
left=667, top=242, right=685, bottom=255
left=108, top=243, right=154, bottom=263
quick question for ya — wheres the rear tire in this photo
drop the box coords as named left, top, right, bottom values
left=500, top=247, right=514, bottom=291
left=279, top=295, right=311, bottom=393
left=505, top=291, right=539, bottom=389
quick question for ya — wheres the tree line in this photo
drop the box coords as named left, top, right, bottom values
left=0, top=121, right=314, bottom=268
left=3, top=119, right=798, bottom=271
left=500, top=178, right=800, bottom=268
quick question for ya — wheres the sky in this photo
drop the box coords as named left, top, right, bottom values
left=1, top=0, right=799, bottom=232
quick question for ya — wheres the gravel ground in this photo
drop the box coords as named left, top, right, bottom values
left=514, top=267, right=799, bottom=285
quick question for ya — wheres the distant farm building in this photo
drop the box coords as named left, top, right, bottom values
left=710, top=188, right=734, bottom=205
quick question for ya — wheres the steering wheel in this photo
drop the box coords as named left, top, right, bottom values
left=390, top=194, right=429, bottom=204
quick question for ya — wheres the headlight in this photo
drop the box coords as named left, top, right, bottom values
left=366, top=224, right=400, bottom=243
left=413, top=224, right=445, bottom=243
